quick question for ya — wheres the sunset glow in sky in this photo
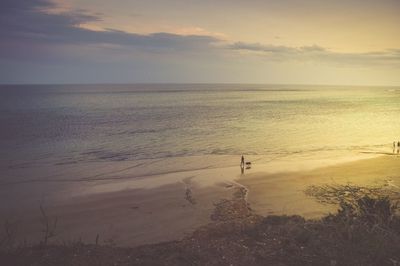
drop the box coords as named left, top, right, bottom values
left=1, top=0, right=400, bottom=85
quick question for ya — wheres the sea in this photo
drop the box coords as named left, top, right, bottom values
left=0, top=84, right=399, bottom=187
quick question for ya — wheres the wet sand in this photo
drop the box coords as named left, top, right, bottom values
left=1, top=154, right=399, bottom=247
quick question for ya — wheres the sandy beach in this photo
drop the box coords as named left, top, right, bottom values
left=1, top=154, right=399, bottom=248
left=240, top=155, right=400, bottom=219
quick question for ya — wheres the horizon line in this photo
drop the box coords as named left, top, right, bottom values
left=0, top=82, right=399, bottom=88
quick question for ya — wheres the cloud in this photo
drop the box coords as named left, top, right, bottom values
left=0, top=0, right=222, bottom=60
left=0, top=0, right=101, bottom=35
left=228, top=42, right=327, bottom=56
left=228, top=42, right=400, bottom=67
left=2, top=0, right=398, bottom=68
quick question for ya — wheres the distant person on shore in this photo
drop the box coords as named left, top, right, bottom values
left=398, top=141, right=400, bottom=154
left=240, top=155, right=245, bottom=174
left=394, top=141, right=397, bottom=154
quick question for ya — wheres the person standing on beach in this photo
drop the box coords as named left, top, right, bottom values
left=241, top=155, right=245, bottom=167
left=398, top=141, right=400, bottom=154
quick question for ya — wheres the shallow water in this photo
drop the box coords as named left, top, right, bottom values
left=0, top=84, right=399, bottom=184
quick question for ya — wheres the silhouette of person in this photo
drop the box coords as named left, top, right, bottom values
left=398, top=141, right=400, bottom=154
left=240, top=155, right=245, bottom=174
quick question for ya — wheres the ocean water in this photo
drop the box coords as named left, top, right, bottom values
left=0, top=84, right=399, bottom=182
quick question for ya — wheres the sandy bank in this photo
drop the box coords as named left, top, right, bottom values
left=239, top=155, right=400, bottom=218
left=1, top=155, right=399, bottom=247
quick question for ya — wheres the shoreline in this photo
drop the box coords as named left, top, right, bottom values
left=1, top=154, right=399, bottom=247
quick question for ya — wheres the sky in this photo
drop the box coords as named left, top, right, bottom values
left=1, top=0, right=400, bottom=85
